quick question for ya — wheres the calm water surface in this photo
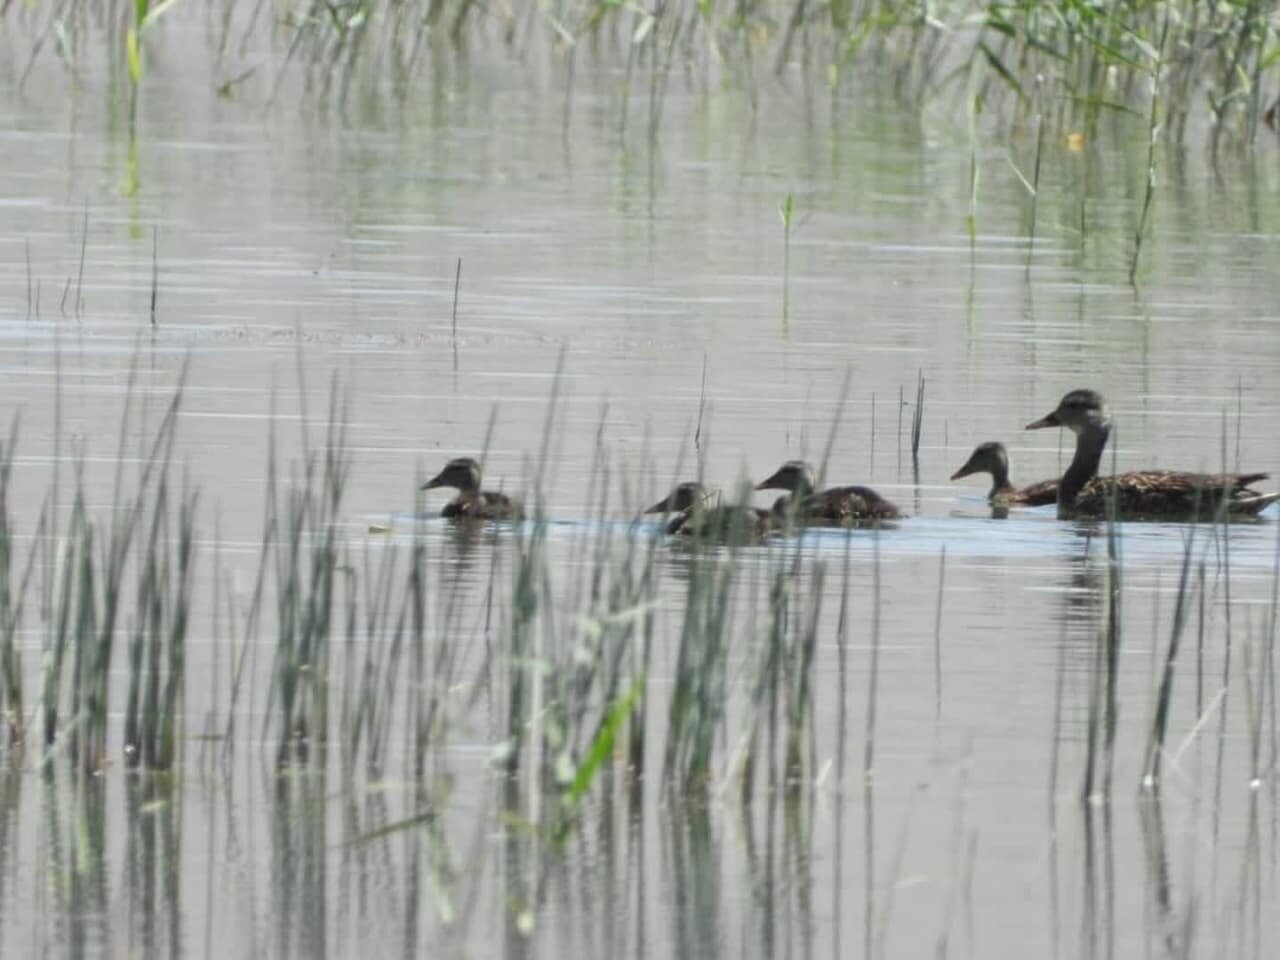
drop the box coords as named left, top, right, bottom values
left=1, top=15, right=1280, bottom=959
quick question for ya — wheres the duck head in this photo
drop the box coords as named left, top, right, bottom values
left=645, top=481, right=716, bottom=514
left=1025, top=389, right=1110, bottom=436
left=950, top=441, right=1009, bottom=481
left=755, top=460, right=816, bottom=496
left=423, top=457, right=483, bottom=493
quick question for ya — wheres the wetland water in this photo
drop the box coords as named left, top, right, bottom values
left=2, top=13, right=1280, bottom=960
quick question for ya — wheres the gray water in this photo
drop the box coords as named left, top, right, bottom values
left=2, top=12, right=1280, bottom=960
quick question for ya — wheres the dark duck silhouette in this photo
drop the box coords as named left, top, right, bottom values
left=755, top=460, right=901, bottom=526
left=950, top=441, right=1059, bottom=507
left=422, top=457, right=524, bottom=521
left=645, top=481, right=777, bottom=541
left=1025, top=389, right=1278, bottom=521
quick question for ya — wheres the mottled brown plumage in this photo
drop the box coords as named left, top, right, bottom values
left=645, top=481, right=777, bottom=542
left=1026, top=389, right=1278, bottom=521
left=755, top=460, right=902, bottom=526
left=950, top=442, right=1059, bottom=507
left=1064, top=469, right=1273, bottom=519
left=422, top=457, right=524, bottom=521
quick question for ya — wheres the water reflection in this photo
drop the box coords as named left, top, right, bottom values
left=1056, top=530, right=1106, bottom=645
left=433, top=516, right=505, bottom=615
left=1078, top=799, right=1115, bottom=960
left=46, top=771, right=109, bottom=958
left=272, top=772, right=328, bottom=960
left=0, top=727, right=1273, bottom=958
left=665, top=802, right=722, bottom=959
left=0, top=767, right=19, bottom=947
left=1138, top=792, right=1180, bottom=959
left=124, top=774, right=182, bottom=959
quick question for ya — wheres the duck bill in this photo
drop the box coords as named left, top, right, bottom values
left=1025, top=410, right=1061, bottom=430
left=422, top=472, right=446, bottom=491
left=643, top=493, right=674, bottom=514
left=949, top=461, right=977, bottom=481
left=754, top=470, right=784, bottom=492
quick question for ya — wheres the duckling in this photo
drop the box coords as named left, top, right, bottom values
left=755, top=460, right=902, bottom=526
left=1025, top=389, right=1278, bottom=520
left=645, top=481, right=776, bottom=541
left=422, top=457, right=524, bottom=521
left=950, top=441, right=1059, bottom=507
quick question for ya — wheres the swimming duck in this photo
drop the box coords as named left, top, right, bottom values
left=422, top=457, right=524, bottom=521
left=1025, top=389, right=1278, bottom=520
left=755, top=460, right=902, bottom=526
left=950, top=441, right=1059, bottom=507
left=645, top=481, right=777, bottom=541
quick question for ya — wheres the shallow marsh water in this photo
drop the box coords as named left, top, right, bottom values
left=2, top=15, right=1280, bottom=960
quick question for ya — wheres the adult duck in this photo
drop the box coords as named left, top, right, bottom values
left=422, top=457, right=524, bottom=521
left=755, top=460, right=901, bottom=526
left=1025, top=389, right=1278, bottom=520
left=645, top=481, right=777, bottom=541
left=950, top=441, right=1059, bottom=507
